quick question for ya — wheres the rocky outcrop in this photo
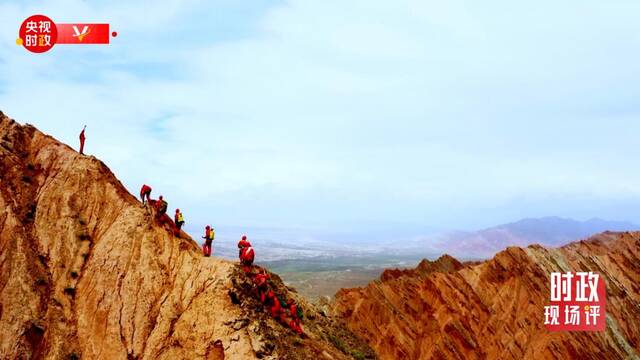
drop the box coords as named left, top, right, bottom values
left=379, top=255, right=463, bottom=282
left=0, top=112, right=372, bottom=359
left=333, top=232, right=640, bottom=359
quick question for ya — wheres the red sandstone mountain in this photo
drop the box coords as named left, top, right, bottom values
left=0, top=112, right=373, bottom=359
left=333, top=232, right=640, bottom=359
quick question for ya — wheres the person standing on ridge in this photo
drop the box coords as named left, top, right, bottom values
left=202, top=225, right=214, bottom=257
left=209, top=226, right=215, bottom=255
left=174, top=209, right=185, bottom=231
left=79, top=125, right=86, bottom=155
left=140, top=184, right=152, bottom=204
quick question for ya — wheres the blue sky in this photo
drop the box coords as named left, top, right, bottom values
left=1, top=0, right=640, bottom=242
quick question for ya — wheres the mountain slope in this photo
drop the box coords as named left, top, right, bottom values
left=333, top=231, right=640, bottom=359
left=0, top=112, right=371, bottom=359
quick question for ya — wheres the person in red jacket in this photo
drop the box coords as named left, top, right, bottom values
left=287, top=299, right=304, bottom=335
left=254, top=269, right=270, bottom=303
left=237, top=235, right=251, bottom=258
left=266, top=290, right=281, bottom=318
left=79, top=125, right=86, bottom=154
left=240, top=246, right=255, bottom=267
left=140, top=184, right=152, bottom=204
left=155, top=195, right=168, bottom=217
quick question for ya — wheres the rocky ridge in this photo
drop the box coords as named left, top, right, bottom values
left=0, top=111, right=373, bottom=359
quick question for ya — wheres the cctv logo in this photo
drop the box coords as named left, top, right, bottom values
left=72, top=25, right=91, bottom=42
left=17, top=15, right=115, bottom=52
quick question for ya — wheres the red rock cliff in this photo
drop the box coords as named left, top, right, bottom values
left=333, top=232, right=640, bottom=359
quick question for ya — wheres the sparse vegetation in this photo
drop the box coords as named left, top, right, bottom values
left=64, top=287, right=76, bottom=296
left=328, top=334, right=347, bottom=354
left=70, top=271, right=78, bottom=279
left=351, top=350, right=366, bottom=360
left=35, top=278, right=47, bottom=286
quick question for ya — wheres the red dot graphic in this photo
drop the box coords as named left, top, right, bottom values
left=112, top=31, right=118, bottom=37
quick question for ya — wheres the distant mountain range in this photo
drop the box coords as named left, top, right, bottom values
left=428, top=216, right=639, bottom=259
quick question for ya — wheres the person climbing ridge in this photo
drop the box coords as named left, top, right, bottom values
left=79, top=125, right=86, bottom=155
left=140, top=184, right=152, bottom=205
left=287, top=299, right=304, bottom=335
left=156, top=195, right=168, bottom=218
left=174, top=209, right=185, bottom=231
left=242, top=266, right=304, bottom=336
left=277, top=295, right=290, bottom=324
left=254, top=269, right=270, bottom=303
left=266, top=290, right=281, bottom=318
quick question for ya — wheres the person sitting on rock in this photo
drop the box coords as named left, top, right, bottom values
left=240, top=245, right=255, bottom=269
left=237, top=234, right=251, bottom=258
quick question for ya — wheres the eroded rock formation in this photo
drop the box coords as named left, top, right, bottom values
left=0, top=112, right=372, bottom=359
left=333, top=232, right=640, bottom=359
